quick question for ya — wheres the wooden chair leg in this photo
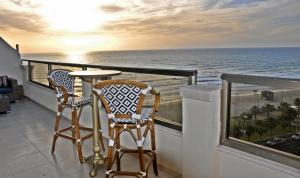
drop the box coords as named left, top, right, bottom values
left=71, top=109, right=76, bottom=144
left=76, top=142, right=84, bottom=163
left=106, top=124, right=114, bottom=178
left=115, top=128, right=121, bottom=171
left=106, top=145, right=114, bottom=178
left=150, top=122, right=158, bottom=176
left=74, top=108, right=84, bottom=163
left=51, top=106, right=62, bottom=154
left=137, top=127, right=147, bottom=178
left=51, top=134, right=58, bottom=154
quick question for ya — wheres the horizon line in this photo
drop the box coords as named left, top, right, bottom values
left=21, top=46, right=300, bottom=55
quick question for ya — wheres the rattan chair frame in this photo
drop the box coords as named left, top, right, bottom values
left=47, top=69, right=105, bottom=163
left=93, top=79, right=160, bottom=178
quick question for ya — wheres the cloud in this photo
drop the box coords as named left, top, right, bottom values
left=102, top=8, right=240, bottom=37
left=200, top=0, right=224, bottom=9
left=200, top=0, right=266, bottom=10
left=1, top=0, right=300, bottom=52
left=99, top=5, right=125, bottom=13
left=0, top=8, right=46, bottom=32
left=100, top=0, right=300, bottom=48
left=270, top=15, right=300, bottom=26
left=222, top=0, right=266, bottom=8
left=0, top=25, right=9, bottom=31
left=9, top=0, right=39, bottom=8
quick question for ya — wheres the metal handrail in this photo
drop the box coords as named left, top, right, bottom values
left=22, top=58, right=198, bottom=80
left=221, top=73, right=300, bottom=87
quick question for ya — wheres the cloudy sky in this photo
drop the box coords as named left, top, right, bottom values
left=0, top=0, right=299, bottom=53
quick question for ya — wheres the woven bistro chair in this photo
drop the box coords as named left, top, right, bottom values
left=47, top=69, right=105, bottom=163
left=93, top=80, right=160, bottom=178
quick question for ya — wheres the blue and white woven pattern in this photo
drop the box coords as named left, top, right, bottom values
left=65, top=96, right=92, bottom=108
left=48, top=70, right=74, bottom=96
left=96, top=84, right=143, bottom=115
left=112, top=108, right=152, bottom=124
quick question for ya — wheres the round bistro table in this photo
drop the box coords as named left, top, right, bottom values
left=69, top=70, right=121, bottom=177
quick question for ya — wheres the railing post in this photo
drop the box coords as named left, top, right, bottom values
left=188, top=76, right=193, bottom=85
left=220, top=80, right=231, bottom=142
left=47, top=64, right=52, bottom=87
left=188, top=73, right=198, bottom=85
left=48, top=64, right=52, bottom=72
left=82, top=66, right=87, bottom=71
left=28, top=61, right=32, bottom=82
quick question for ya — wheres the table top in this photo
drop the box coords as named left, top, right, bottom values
left=69, top=70, right=121, bottom=78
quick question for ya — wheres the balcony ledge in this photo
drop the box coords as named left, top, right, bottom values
left=218, top=145, right=300, bottom=177
left=180, top=84, right=220, bottom=102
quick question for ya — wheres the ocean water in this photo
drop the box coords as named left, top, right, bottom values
left=22, top=47, right=300, bottom=85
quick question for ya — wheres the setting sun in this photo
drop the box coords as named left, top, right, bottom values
left=40, top=0, right=109, bottom=32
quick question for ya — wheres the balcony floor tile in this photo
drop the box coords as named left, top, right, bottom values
left=0, top=98, right=180, bottom=178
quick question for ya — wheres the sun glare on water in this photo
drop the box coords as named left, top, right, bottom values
left=64, top=51, right=87, bottom=64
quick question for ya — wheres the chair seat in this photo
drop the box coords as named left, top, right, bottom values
left=0, top=87, right=12, bottom=94
left=112, top=108, right=153, bottom=124
left=65, top=96, right=92, bottom=107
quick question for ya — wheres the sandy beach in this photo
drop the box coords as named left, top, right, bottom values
left=231, top=88, right=300, bottom=117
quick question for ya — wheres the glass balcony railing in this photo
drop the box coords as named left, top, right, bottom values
left=22, top=59, right=198, bottom=130
left=221, top=73, right=300, bottom=169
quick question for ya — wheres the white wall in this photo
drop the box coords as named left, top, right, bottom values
left=21, top=66, right=182, bottom=175
left=0, top=37, right=23, bottom=84
left=180, top=85, right=300, bottom=178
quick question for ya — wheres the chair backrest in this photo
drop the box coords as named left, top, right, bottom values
left=93, top=80, right=156, bottom=118
left=47, top=69, right=74, bottom=99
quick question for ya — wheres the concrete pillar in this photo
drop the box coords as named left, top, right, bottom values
left=180, top=85, right=221, bottom=178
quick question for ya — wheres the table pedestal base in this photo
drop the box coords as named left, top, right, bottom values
left=68, top=70, right=121, bottom=177
left=85, top=155, right=107, bottom=177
